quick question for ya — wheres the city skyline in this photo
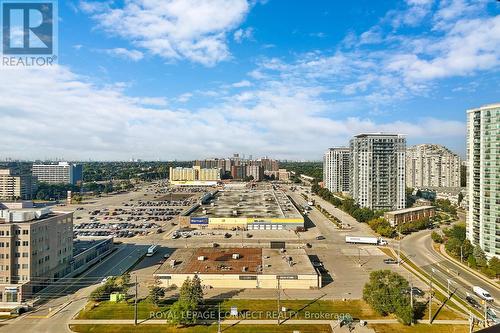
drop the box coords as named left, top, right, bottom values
left=1, top=1, right=499, bottom=160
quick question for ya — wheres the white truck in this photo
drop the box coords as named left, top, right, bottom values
left=473, top=286, right=494, bottom=302
left=345, top=236, right=388, bottom=246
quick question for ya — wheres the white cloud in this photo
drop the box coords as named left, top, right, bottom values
left=0, top=66, right=466, bottom=160
left=233, top=27, right=254, bottom=43
left=231, top=80, right=252, bottom=88
left=80, top=0, right=251, bottom=66
left=104, top=48, right=144, bottom=61
left=176, top=93, right=193, bottom=103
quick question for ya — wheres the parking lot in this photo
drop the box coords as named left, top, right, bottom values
left=68, top=181, right=205, bottom=240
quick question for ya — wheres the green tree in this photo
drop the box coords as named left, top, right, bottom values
left=363, top=270, right=412, bottom=324
left=488, top=257, right=500, bottom=278
left=468, top=255, right=477, bottom=269
left=431, top=231, right=443, bottom=243
left=190, top=275, right=204, bottom=305
left=148, top=286, right=165, bottom=306
left=169, top=276, right=204, bottom=326
left=395, top=303, right=414, bottom=325
left=473, top=246, right=488, bottom=267
left=445, top=238, right=462, bottom=257
left=168, top=299, right=197, bottom=326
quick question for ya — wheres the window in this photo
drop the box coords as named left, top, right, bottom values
left=22, top=230, right=28, bottom=235
left=22, top=264, right=28, bottom=269
left=22, top=252, right=28, bottom=258
left=22, top=241, right=28, bottom=246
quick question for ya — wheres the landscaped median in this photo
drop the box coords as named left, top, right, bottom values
left=378, top=247, right=480, bottom=319
left=69, top=324, right=334, bottom=333
left=76, top=298, right=382, bottom=321
left=71, top=297, right=469, bottom=333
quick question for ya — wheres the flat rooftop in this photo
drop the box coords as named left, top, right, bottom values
left=156, top=247, right=316, bottom=276
left=191, top=189, right=302, bottom=219
left=385, top=205, right=435, bottom=215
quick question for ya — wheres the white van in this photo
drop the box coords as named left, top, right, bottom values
left=473, top=286, right=494, bottom=302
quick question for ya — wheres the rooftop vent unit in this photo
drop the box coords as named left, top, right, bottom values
left=232, top=210, right=238, bottom=216
left=242, top=266, right=247, bottom=272
left=232, top=253, right=240, bottom=260
left=170, top=259, right=177, bottom=267
left=197, top=256, right=205, bottom=261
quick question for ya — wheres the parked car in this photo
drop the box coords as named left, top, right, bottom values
left=316, top=235, right=326, bottom=240
left=383, top=258, right=398, bottom=264
left=466, top=295, right=481, bottom=309
left=407, top=287, right=424, bottom=297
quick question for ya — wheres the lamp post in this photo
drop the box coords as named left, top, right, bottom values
left=429, top=268, right=435, bottom=324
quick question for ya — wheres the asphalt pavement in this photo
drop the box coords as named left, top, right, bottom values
left=401, top=229, right=500, bottom=314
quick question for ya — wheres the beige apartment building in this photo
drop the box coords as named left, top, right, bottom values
left=0, top=169, right=33, bottom=201
left=406, top=144, right=461, bottom=189
left=0, top=208, right=73, bottom=303
left=169, top=166, right=221, bottom=186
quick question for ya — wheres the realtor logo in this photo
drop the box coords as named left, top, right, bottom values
left=1, top=0, right=57, bottom=66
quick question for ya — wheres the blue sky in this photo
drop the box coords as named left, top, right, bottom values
left=1, top=0, right=499, bottom=160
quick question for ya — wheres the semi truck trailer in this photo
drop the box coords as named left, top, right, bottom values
left=345, top=236, right=388, bottom=245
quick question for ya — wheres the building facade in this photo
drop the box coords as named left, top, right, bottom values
left=406, top=144, right=461, bottom=189
left=323, top=147, right=350, bottom=193
left=0, top=169, right=33, bottom=201
left=0, top=208, right=73, bottom=303
left=350, top=133, right=406, bottom=210
left=169, top=166, right=221, bottom=185
left=32, top=162, right=82, bottom=185
left=466, top=103, right=499, bottom=258
left=384, top=206, right=436, bottom=227
left=246, top=165, right=264, bottom=181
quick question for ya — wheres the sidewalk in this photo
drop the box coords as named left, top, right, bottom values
left=385, top=247, right=471, bottom=318
left=68, top=318, right=469, bottom=325
left=437, top=244, right=500, bottom=291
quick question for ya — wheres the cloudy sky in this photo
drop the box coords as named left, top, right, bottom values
left=1, top=0, right=499, bottom=161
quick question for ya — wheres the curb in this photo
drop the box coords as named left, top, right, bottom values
left=437, top=244, right=500, bottom=291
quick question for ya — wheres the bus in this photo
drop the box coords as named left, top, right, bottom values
left=146, top=244, right=159, bottom=257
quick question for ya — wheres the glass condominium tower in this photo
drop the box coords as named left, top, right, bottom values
left=466, top=103, right=499, bottom=258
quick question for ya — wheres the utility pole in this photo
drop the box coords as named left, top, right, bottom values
left=410, top=280, right=414, bottom=308
left=134, top=275, right=138, bottom=325
left=484, top=303, right=488, bottom=328
left=469, top=311, right=474, bottom=333
left=398, top=225, right=401, bottom=266
left=460, top=246, right=463, bottom=263
left=358, top=247, right=361, bottom=267
left=277, top=277, right=281, bottom=325
left=217, top=302, right=221, bottom=333
left=429, top=269, right=434, bottom=324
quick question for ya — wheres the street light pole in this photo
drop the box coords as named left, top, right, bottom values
left=398, top=224, right=401, bottom=266
left=429, top=269, right=434, bottom=324
left=217, top=302, right=221, bottom=333
left=277, top=277, right=281, bottom=326
left=460, top=245, right=463, bottom=263
left=134, top=275, right=138, bottom=326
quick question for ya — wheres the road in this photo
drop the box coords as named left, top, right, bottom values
left=401, top=229, right=500, bottom=313
left=0, top=243, right=148, bottom=333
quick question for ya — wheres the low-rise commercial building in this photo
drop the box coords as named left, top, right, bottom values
left=181, top=188, right=304, bottom=230
left=0, top=207, right=73, bottom=304
left=384, top=206, right=436, bottom=227
left=154, top=247, right=320, bottom=290
left=0, top=206, right=113, bottom=306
